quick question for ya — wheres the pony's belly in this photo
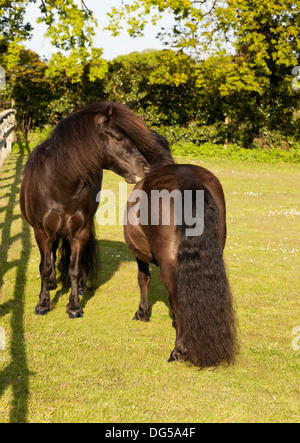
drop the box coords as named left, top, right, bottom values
left=124, top=223, right=155, bottom=264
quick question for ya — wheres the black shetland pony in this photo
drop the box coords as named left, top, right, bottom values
left=20, top=101, right=157, bottom=318
left=124, top=136, right=238, bottom=368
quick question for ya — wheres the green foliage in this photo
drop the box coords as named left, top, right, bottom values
left=114, top=49, right=165, bottom=65
left=105, top=0, right=207, bottom=51
left=171, top=141, right=300, bottom=164
left=12, top=125, right=53, bottom=152
left=106, top=0, right=300, bottom=71
left=148, top=51, right=198, bottom=87
left=1, top=1, right=300, bottom=148
left=157, top=122, right=226, bottom=145
left=1, top=45, right=299, bottom=149
left=0, top=48, right=55, bottom=131
left=0, top=46, right=109, bottom=131
left=0, top=0, right=108, bottom=83
left=103, top=50, right=203, bottom=126
left=0, top=0, right=33, bottom=69
left=106, top=0, right=300, bottom=145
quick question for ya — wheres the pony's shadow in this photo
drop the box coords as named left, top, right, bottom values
left=52, top=240, right=172, bottom=320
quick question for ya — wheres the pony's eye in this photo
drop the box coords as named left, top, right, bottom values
left=115, top=135, right=124, bottom=143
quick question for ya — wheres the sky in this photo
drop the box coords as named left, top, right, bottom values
left=24, top=0, right=175, bottom=60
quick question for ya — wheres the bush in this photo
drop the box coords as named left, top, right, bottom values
left=12, top=124, right=300, bottom=164
left=13, top=126, right=53, bottom=153
left=153, top=122, right=226, bottom=146
left=153, top=122, right=300, bottom=150
left=171, top=141, right=300, bottom=164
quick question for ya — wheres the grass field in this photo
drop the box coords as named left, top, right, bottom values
left=0, top=149, right=299, bottom=423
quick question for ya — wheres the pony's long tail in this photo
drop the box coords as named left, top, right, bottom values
left=176, top=188, right=238, bottom=368
left=58, top=222, right=101, bottom=291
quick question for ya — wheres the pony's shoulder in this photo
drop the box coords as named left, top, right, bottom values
left=24, top=137, right=54, bottom=171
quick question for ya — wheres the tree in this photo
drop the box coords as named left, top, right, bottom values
left=106, top=1, right=300, bottom=61
left=0, top=0, right=108, bottom=82
left=106, top=0, right=300, bottom=143
left=105, top=0, right=213, bottom=55
left=105, top=50, right=202, bottom=126
left=1, top=48, right=55, bottom=130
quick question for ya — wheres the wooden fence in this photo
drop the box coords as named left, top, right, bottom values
left=0, top=109, right=16, bottom=170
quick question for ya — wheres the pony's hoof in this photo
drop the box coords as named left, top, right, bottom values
left=69, top=311, right=83, bottom=319
left=35, top=308, right=48, bottom=316
left=78, top=290, right=84, bottom=297
left=132, top=311, right=149, bottom=322
left=168, top=348, right=187, bottom=363
left=168, top=352, right=176, bottom=363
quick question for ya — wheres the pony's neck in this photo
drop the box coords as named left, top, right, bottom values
left=148, top=130, right=175, bottom=170
left=149, top=152, right=175, bottom=170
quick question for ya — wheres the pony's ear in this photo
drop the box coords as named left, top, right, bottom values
left=96, top=104, right=114, bottom=127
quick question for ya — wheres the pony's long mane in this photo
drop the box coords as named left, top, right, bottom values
left=52, top=107, right=103, bottom=184
left=150, top=130, right=174, bottom=168
left=25, top=101, right=174, bottom=185
left=51, top=101, right=174, bottom=183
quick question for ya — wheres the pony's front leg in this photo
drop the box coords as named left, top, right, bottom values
left=34, top=229, right=53, bottom=316
left=67, top=231, right=90, bottom=319
left=133, top=259, right=151, bottom=322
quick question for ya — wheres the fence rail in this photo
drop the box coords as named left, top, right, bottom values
left=0, top=109, right=16, bottom=170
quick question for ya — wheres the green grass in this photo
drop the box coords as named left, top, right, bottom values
left=0, top=151, right=299, bottom=423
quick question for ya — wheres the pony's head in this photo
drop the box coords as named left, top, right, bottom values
left=94, top=103, right=150, bottom=184
left=89, top=101, right=174, bottom=175
left=53, top=101, right=173, bottom=184
left=52, top=101, right=155, bottom=184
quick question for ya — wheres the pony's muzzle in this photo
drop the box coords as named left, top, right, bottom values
left=125, top=173, right=144, bottom=184
left=124, top=159, right=150, bottom=184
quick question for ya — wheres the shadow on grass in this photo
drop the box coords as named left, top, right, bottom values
left=50, top=239, right=172, bottom=320
left=0, top=151, right=171, bottom=423
left=88, top=239, right=172, bottom=320
left=0, top=151, right=32, bottom=423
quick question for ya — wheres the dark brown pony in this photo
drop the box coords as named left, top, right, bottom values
left=124, top=136, right=238, bottom=368
left=20, top=101, right=160, bottom=318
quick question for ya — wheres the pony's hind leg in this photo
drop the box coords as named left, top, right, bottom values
left=159, top=261, right=188, bottom=363
left=67, top=228, right=91, bottom=319
left=48, top=240, right=58, bottom=291
left=34, top=229, right=54, bottom=315
left=133, top=259, right=151, bottom=322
